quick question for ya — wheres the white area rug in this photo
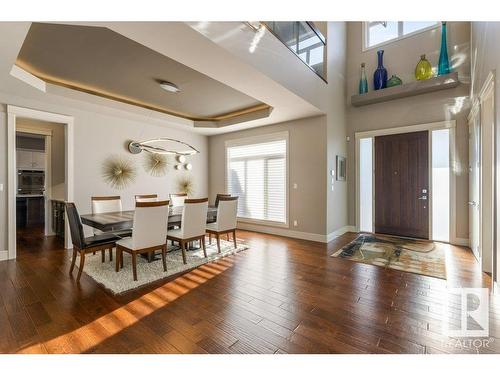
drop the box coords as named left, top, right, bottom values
left=78, top=239, right=248, bottom=295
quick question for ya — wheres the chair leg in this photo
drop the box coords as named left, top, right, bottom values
left=101, top=249, right=105, bottom=263
left=109, top=247, right=113, bottom=262
left=227, top=233, right=230, bottom=241
left=147, top=251, right=153, bottom=263
left=233, top=230, right=237, bottom=249
left=216, top=233, right=221, bottom=254
left=115, top=247, right=121, bottom=272
left=161, top=245, right=167, bottom=272
left=77, top=251, right=85, bottom=282
left=120, top=249, right=124, bottom=269
left=132, top=252, right=138, bottom=281
left=70, top=248, right=77, bottom=274
left=201, top=236, right=207, bottom=258
left=181, top=241, right=187, bottom=265
left=209, top=233, right=212, bottom=244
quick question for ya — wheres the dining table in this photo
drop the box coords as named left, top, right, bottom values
left=80, top=205, right=218, bottom=233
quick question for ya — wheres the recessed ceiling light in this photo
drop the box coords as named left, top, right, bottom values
left=159, top=81, right=180, bottom=93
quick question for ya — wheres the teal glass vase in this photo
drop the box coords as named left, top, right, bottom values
left=358, top=63, right=368, bottom=94
left=438, top=22, right=451, bottom=76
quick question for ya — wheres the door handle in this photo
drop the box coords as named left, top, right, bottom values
left=418, top=196, right=427, bottom=200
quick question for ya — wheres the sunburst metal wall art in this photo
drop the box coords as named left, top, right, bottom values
left=177, top=175, right=194, bottom=196
left=102, top=155, right=137, bottom=189
left=143, top=152, right=170, bottom=177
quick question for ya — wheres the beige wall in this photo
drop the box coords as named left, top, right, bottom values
left=326, top=22, right=348, bottom=234
left=209, top=115, right=328, bottom=237
left=0, top=92, right=208, bottom=250
left=16, top=118, right=66, bottom=200
left=208, top=22, right=349, bottom=240
left=346, top=21, right=471, bottom=240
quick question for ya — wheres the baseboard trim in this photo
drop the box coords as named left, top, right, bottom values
left=0, top=250, right=8, bottom=261
left=237, top=222, right=328, bottom=242
left=452, top=237, right=470, bottom=247
left=326, top=226, right=357, bottom=243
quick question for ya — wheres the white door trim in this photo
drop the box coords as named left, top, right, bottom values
left=7, top=105, right=74, bottom=259
left=355, top=120, right=459, bottom=244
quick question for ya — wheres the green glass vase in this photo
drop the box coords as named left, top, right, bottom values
left=415, top=54, right=433, bottom=80
left=387, top=75, right=402, bottom=88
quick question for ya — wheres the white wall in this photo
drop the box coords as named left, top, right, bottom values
left=0, top=92, right=208, bottom=250
left=471, top=21, right=500, bottom=283
left=346, top=22, right=471, bottom=240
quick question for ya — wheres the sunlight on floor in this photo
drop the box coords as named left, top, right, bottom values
left=21, top=255, right=240, bottom=353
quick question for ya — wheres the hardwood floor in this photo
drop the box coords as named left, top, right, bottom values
left=1, top=229, right=499, bottom=354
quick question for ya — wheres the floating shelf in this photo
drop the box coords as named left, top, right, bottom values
left=351, top=72, right=460, bottom=107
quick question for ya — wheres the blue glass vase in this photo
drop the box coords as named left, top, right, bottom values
left=438, top=22, right=451, bottom=76
left=373, top=50, right=388, bottom=90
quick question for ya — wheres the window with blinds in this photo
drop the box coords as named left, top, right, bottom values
left=226, top=135, right=287, bottom=225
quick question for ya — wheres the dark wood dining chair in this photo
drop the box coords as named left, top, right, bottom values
left=206, top=196, right=238, bottom=253
left=66, top=202, right=121, bottom=282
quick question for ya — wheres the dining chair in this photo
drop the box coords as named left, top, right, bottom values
left=91, top=196, right=131, bottom=250
left=206, top=196, right=238, bottom=253
left=135, top=194, right=158, bottom=202
left=212, top=193, right=231, bottom=238
left=66, top=203, right=121, bottom=282
left=167, top=198, right=208, bottom=264
left=215, top=193, right=231, bottom=207
left=115, top=200, right=170, bottom=281
left=170, top=193, right=188, bottom=207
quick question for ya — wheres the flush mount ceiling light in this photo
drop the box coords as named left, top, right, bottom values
left=128, top=138, right=199, bottom=156
left=159, top=81, right=180, bottom=93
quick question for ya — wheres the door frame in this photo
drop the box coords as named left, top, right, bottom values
left=476, top=71, right=496, bottom=288
left=7, top=105, right=74, bottom=259
left=467, top=99, right=481, bottom=263
left=355, top=120, right=459, bottom=244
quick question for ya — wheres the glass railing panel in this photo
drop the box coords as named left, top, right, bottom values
left=264, top=21, right=326, bottom=81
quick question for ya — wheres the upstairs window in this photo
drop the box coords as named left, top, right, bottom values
left=364, top=21, right=439, bottom=50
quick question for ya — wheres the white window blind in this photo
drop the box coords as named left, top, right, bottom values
left=226, top=136, right=287, bottom=224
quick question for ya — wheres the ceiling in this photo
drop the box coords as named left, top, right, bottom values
left=16, top=22, right=271, bottom=124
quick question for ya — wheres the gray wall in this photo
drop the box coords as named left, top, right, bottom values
left=209, top=115, right=328, bottom=236
left=346, top=21, right=471, bottom=239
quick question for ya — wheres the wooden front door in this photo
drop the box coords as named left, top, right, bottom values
left=374, top=131, right=429, bottom=239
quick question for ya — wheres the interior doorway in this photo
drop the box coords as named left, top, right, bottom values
left=15, top=118, right=67, bottom=253
left=356, top=121, right=456, bottom=243
left=6, top=105, right=74, bottom=260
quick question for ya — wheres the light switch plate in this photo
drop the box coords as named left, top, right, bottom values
left=0, top=183, right=3, bottom=192
left=293, top=183, right=298, bottom=189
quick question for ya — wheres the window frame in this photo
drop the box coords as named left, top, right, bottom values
left=224, top=131, right=289, bottom=228
left=362, top=21, right=440, bottom=52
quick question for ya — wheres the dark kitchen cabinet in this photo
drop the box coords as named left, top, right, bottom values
left=16, top=196, right=45, bottom=228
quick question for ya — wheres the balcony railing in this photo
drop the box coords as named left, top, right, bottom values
left=264, top=21, right=327, bottom=81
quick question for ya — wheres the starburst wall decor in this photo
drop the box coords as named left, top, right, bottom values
left=102, top=156, right=137, bottom=189
left=143, top=152, right=170, bottom=177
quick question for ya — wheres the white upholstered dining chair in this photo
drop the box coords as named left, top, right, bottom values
left=135, top=194, right=158, bottom=203
left=170, top=193, right=187, bottom=207
left=115, top=200, right=170, bottom=281
left=91, top=196, right=127, bottom=259
left=167, top=198, right=208, bottom=264
left=206, top=196, right=238, bottom=252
